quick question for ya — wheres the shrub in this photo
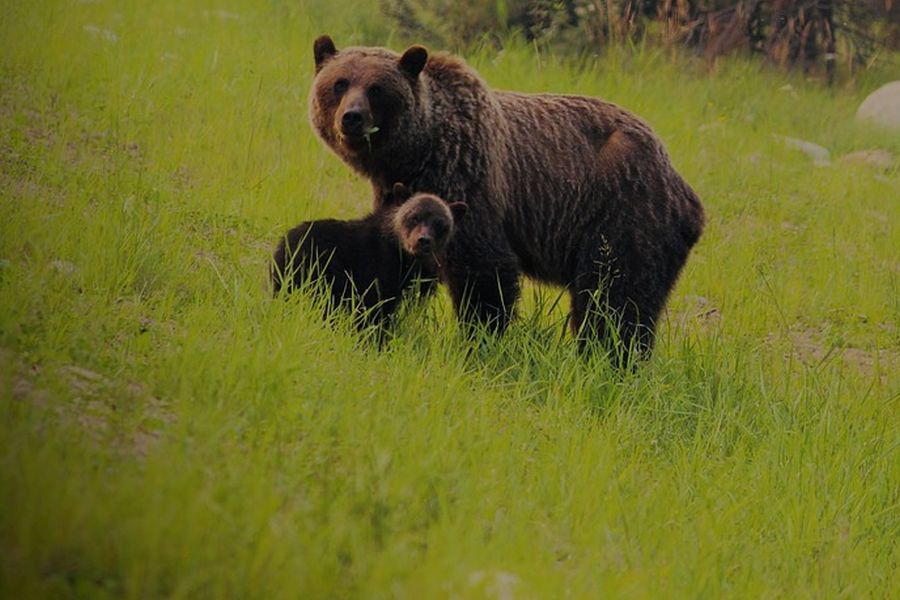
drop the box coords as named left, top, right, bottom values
left=382, top=0, right=900, bottom=82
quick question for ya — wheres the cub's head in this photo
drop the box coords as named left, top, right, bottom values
left=309, top=35, right=428, bottom=161
left=389, top=183, right=466, bottom=259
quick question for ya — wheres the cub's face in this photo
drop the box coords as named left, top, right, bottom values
left=394, top=194, right=466, bottom=258
left=309, top=36, right=428, bottom=159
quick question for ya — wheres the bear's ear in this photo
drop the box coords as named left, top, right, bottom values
left=391, top=182, right=413, bottom=204
left=447, top=201, right=468, bottom=222
left=314, top=35, right=337, bottom=73
left=398, top=45, right=428, bottom=79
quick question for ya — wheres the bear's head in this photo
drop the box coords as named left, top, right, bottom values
left=309, top=35, right=429, bottom=168
left=389, top=183, right=467, bottom=259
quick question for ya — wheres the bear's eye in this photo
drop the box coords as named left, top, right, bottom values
left=368, top=84, right=383, bottom=100
left=333, top=79, right=349, bottom=95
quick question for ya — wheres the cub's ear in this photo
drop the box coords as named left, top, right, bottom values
left=314, top=35, right=337, bottom=73
left=398, top=45, right=428, bottom=79
left=447, top=201, right=468, bottom=221
left=391, top=182, right=413, bottom=204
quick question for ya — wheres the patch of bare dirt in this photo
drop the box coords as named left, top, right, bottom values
left=6, top=349, right=176, bottom=458
left=1, top=79, right=143, bottom=175
left=769, top=325, right=900, bottom=378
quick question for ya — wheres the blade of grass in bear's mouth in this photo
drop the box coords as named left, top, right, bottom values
left=364, top=126, right=379, bottom=151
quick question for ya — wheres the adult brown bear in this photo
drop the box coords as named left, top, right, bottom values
left=308, top=36, right=704, bottom=364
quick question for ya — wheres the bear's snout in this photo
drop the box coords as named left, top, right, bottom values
left=404, top=225, right=436, bottom=257
left=415, top=234, right=432, bottom=252
left=341, top=110, right=365, bottom=135
left=337, top=91, right=373, bottom=141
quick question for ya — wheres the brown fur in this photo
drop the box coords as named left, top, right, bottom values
left=309, top=37, right=705, bottom=365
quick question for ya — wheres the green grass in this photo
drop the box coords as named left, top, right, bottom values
left=1, top=0, right=899, bottom=597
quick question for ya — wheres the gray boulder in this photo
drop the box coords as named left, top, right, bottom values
left=856, top=81, right=900, bottom=130
left=775, top=135, right=831, bottom=165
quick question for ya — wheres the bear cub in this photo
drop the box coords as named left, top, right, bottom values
left=272, top=184, right=466, bottom=329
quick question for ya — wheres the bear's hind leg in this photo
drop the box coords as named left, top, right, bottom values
left=570, top=260, right=661, bottom=368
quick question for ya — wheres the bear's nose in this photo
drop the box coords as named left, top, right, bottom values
left=341, top=110, right=364, bottom=134
left=416, top=235, right=432, bottom=250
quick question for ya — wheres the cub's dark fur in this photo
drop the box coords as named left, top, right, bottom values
left=308, top=36, right=705, bottom=365
left=272, top=184, right=466, bottom=329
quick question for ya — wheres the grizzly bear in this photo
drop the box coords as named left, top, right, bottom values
left=272, top=183, right=466, bottom=330
left=309, top=36, right=705, bottom=364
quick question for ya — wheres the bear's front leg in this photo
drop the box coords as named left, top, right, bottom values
left=444, top=233, right=521, bottom=336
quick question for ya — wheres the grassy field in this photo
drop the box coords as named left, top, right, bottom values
left=1, top=0, right=899, bottom=597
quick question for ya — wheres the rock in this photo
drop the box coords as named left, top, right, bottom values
left=467, top=570, right=522, bottom=600
left=856, top=81, right=900, bottom=130
left=839, top=149, right=895, bottom=171
left=83, top=24, right=118, bottom=43
left=50, top=259, right=77, bottom=274
left=685, top=294, right=710, bottom=308
left=775, top=135, right=831, bottom=166
left=779, top=84, right=799, bottom=99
